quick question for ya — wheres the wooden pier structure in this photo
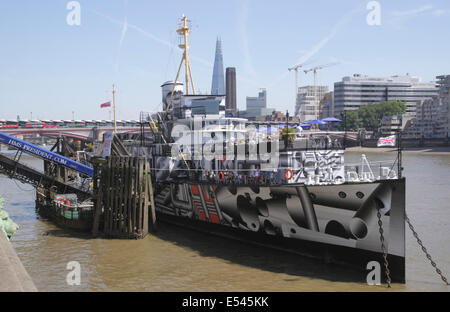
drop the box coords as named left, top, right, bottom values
left=92, top=156, right=156, bottom=239
left=1, top=130, right=157, bottom=240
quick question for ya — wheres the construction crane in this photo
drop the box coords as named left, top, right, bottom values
left=303, top=62, right=339, bottom=89
left=303, top=62, right=339, bottom=119
left=288, top=60, right=315, bottom=102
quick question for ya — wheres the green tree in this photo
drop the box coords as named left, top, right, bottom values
left=340, top=100, right=406, bottom=131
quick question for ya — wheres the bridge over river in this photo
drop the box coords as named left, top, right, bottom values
left=0, top=126, right=142, bottom=142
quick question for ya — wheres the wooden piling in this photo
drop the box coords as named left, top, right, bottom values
left=92, top=156, right=155, bottom=239
left=148, top=161, right=157, bottom=232
left=91, top=157, right=105, bottom=236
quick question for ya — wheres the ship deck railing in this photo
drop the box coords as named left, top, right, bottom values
left=157, top=158, right=399, bottom=186
left=344, top=160, right=398, bottom=183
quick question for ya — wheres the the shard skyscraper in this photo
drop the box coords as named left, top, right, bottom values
left=211, top=38, right=225, bottom=95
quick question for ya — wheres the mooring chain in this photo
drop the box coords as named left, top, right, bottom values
left=405, top=213, right=449, bottom=286
left=377, top=208, right=392, bottom=288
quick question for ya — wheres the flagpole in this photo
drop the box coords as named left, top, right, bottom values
left=112, top=84, right=117, bottom=133
left=397, top=129, right=402, bottom=179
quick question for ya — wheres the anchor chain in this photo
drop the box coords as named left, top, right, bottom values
left=405, top=213, right=449, bottom=286
left=377, top=208, right=392, bottom=288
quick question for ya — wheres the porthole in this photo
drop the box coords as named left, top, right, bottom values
left=356, top=191, right=364, bottom=199
left=338, top=191, right=347, bottom=199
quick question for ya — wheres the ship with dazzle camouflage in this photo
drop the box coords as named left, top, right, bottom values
left=125, top=16, right=406, bottom=283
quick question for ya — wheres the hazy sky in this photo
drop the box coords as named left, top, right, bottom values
left=1, top=0, right=449, bottom=120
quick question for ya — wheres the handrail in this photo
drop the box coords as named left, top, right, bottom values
left=0, top=132, right=93, bottom=176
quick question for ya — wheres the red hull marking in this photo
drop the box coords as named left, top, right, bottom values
left=190, top=185, right=206, bottom=221
left=190, top=195, right=206, bottom=221
left=201, top=186, right=213, bottom=202
left=191, top=185, right=200, bottom=195
left=200, top=186, right=220, bottom=224
left=209, top=214, right=220, bottom=224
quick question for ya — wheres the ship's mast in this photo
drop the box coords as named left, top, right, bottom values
left=112, top=84, right=117, bottom=133
left=167, top=15, right=195, bottom=112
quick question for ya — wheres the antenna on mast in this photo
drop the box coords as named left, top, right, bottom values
left=167, top=15, right=195, bottom=112
left=289, top=60, right=315, bottom=115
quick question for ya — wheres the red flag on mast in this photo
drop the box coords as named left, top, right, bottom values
left=100, top=101, right=111, bottom=108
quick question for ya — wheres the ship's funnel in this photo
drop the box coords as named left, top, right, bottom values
left=161, top=81, right=184, bottom=111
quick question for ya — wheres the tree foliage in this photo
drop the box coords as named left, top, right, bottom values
left=339, top=100, right=406, bottom=131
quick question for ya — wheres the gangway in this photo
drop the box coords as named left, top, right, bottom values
left=0, top=132, right=93, bottom=176
left=0, top=153, right=91, bottom=200
left=0, top=132, right=93, bottom=200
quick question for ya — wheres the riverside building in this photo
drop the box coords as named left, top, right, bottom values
left=411, top=75, right=450, bottom=138
left=295, top=86, right=329, bottom=122
left=334, top=74, right=437, bottom=117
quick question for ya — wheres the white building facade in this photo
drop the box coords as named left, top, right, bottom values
left=412, top=75, right=450, bottom=138
left=295, top=85, right=329, bottom=122
left=334, top=74, right=437, bottom=117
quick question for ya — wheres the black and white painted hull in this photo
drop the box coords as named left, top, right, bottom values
left=153, top=178, right=406, bottom=283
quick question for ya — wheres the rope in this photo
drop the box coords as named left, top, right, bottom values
left=13, top=179, right=36, bottom=192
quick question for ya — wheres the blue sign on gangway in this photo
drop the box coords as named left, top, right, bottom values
left=0, top=132, right=93, bottom=177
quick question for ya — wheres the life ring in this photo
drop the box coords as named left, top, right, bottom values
left=218, top=171, right=224, bottom=182
left=285, top=168, right=294, bottom=180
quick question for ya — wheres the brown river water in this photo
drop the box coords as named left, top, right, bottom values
left=1, top=150, right=449, bottom=292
